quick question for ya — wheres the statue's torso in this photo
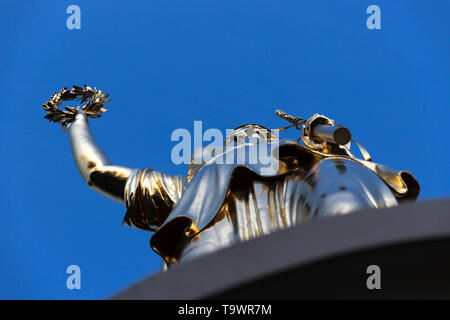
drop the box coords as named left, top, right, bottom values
left=122, top=141, right=418, bottom=267
left=177, top=158, right=398, bottom=264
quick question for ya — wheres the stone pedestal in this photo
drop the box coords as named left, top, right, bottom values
left=111, top=199, right=450, bottom=299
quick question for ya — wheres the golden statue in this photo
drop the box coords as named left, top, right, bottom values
left=42, top=85, right=420, bottom=268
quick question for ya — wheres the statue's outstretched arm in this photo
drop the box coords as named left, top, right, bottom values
left=66, top=112, right=132, bottom=204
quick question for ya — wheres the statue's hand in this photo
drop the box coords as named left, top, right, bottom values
left=62, top=108, right=85, bottom=133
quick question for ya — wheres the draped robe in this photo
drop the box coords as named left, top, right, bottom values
left=122, top=140, right=419, bottom=266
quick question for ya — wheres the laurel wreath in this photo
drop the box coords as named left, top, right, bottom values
left=42, top=84, right=111, bottom=127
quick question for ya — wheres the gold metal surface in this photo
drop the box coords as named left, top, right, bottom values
left=61, top=109, right=419, bottom=268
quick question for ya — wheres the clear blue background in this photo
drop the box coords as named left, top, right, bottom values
left=1, top=0, right=449, bottom=299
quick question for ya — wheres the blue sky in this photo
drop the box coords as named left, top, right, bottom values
left=0, top=1, right=449, bottom=299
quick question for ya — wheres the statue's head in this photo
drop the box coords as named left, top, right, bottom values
left=224, top=124, right=278, bottom=146
left=187, top=124, right=278, bottom=182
